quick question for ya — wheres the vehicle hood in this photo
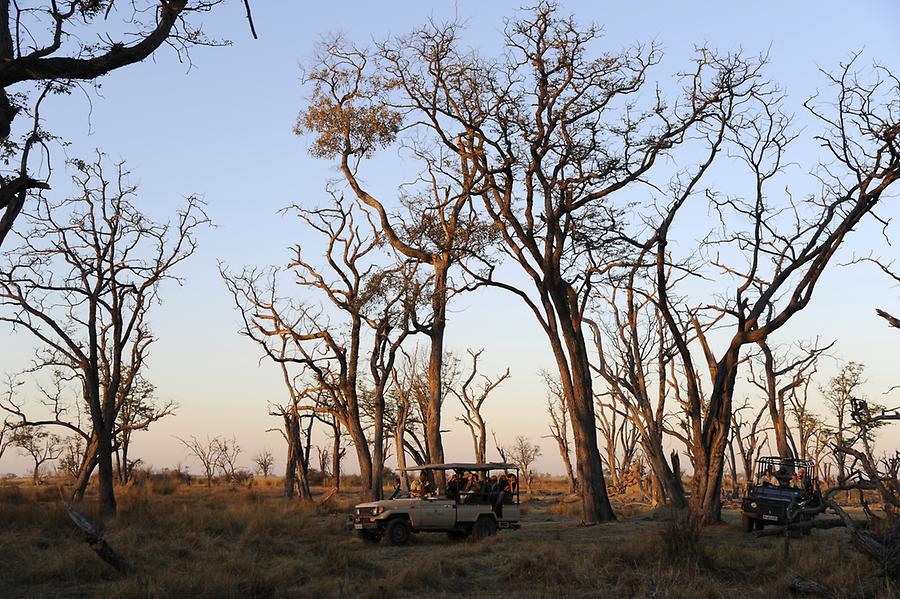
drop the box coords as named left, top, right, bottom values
left=354, top=498, right=432, bottom=510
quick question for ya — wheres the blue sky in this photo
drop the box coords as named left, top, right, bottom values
left=2, top=1, right=900, bottom=475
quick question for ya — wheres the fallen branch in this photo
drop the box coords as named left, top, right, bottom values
left=788, top=574, right=837, bottom=598
left=63, top=501, right=130, bottom=575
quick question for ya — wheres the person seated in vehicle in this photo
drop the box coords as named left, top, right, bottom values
left=447, top=473, right=461, bottom=500
left=794, top=467, right=811, bottom=491
left=410, top=471, right=433, bottom=497
left=458, top=471, right=478, bottom=501
left=504, top=473, right=518, bottom=495
left=761, top=467, right=779, bottom=486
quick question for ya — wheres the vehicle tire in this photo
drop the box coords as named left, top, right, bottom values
left=385, top=518, right=412, bottom=546
left=754, top=519, right=764, bottom=531
left=357, top=530, right=382, bottom=544
left=471, top=516, right=498, bottom=541
left=742, top=515, right=754, bottom=533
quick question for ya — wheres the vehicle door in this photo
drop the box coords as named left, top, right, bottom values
left=418, top=497, right=457, bottom=528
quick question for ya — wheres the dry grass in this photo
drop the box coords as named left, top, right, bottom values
left=0, top=478, right=883, bottom=598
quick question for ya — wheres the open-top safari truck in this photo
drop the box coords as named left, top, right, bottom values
left=348, top=462, right=521, bottom=545
left=741, top=456, right=822, bottom=533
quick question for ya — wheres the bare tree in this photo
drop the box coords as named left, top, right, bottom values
left=213, top=435, right=241, bottom=482
left=0, top=1, right=238, bottom=246
left=729, top=400, right=769, bottom=491
left=253, top=450, right=274, bottom=477
left=177, top=435, right=221, bottom=487
left=114, top=377, right=173, bottom=484
left=298, top=39, right=496, bottom=494
left=223, top=195, right=414, bottom=501
left=823, top=362, right=868, bottom=486
left=507, top=435, right=542, bottom=494
left=747, top=340, right=830, bottom=458
left=12, top=425, right=63, bottom=484
left=0, top=417, right=11, bottom=463
left=450, top=349, right=510, bottom=464
left=543, top=373, right=576, bottom=494
left=0, top=155, right=207, bottom=514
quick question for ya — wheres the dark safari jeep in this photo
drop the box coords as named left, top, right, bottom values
left=741, top=456, right=821, bottom=533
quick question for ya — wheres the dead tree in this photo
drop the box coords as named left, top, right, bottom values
left=506, top=435, right=542, bottom=494
left=587, top=283, right=688, bottom=508
left=822, top=362, right=868, bottom=485
left=0, top=155, right=207, bottom=514
left=12, top=425, right=63, bottom=484
left=114, top=377, right=172, bottom=484
left=177, top=435, right=221, bottom=487
left=730, top=400, right=770, bottom=491
left=213, top=435, right=241, bottom=482
left=639, top=54, right=900, bottom=524
left=543, top=373, right=576, bottom=494
left=298, top=42, right=494, bottom=494
left=253, top=450, right=274, bottom=477
left=449, top=349, right=510, bottom=464
left=222, top=196, right=405, bottom=501
left=747, top=339, right=831, bottom=458
left=0, top=1, right=233, bottom=246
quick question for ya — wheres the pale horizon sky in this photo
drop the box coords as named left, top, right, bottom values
left=1, top=1, right=899, bottom=477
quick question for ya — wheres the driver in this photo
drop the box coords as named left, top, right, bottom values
left=410, top=470, right=433, bottom=497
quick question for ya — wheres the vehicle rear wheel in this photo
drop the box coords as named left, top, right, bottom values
left=742, top=515, right=755, bottom=533
left=357, top=530, right=382, bottom=544
left=471, top=516, right=498, bottom=541
left=385, top=519, right=412, bottom=546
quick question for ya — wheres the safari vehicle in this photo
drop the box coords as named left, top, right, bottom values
left=741, top=456, right=821, bottom=533
left=348, top=463, right=521, bottom=546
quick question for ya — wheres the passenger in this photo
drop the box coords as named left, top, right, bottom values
left=447, top=473, right=460, bottom=500
left=796, top=467, right=809, bottom=490
left=789, top=473, right=801, bottom=489
left=505, top=473, right=518, bottom=494
left=410, top=471, right=432, bottom=497
left=762, top=467, right=779, bottom=486
left=463, top=471, right=476, bottom=491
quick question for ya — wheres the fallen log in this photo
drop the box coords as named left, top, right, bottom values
left=63, top=501, right=130, bottom=575
left=787, top=574, right=837, bottom=598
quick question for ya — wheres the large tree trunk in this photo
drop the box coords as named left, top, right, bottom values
left=346, top=417, right=374, bottom=501
left=425, top=262, right=449, bottom=490
left=395, top=427, right=409, bottom=492
left=331, top=423, right=342, bottom=492
left=688, top=350, right=740, bottom=525
left=371, top=394, right=385, bottom=500
left=95, top=426, right=117, bottom=515
left=642, top=434, right=687, bottom=508
left=72, top=436, right=98, bottom=501
left=553, top=437, right=576, bottom=494
left=549, top=285, right=615, bottom=524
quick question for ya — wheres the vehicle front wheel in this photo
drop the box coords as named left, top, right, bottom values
left=385, top=519, right=412, bottom=546
left=471, top=516, right=498, bottom=541
left=357, top=530, right=382, bottom=544
left=742, top=515, right=754, bottom=533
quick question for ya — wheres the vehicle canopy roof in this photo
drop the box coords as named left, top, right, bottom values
left=755, top=456, right=814, bottom=472
left=399, top=462, right=518, bottom=472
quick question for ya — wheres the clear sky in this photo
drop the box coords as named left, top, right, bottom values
left=2, top=1, right=900, bottom=476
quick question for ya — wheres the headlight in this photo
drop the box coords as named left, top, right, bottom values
left=750, top=502, right=757, bottom=508
left=374, top=506, right=385, bottom=515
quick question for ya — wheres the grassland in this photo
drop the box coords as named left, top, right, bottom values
left=0, top=477, right=887, bottom=598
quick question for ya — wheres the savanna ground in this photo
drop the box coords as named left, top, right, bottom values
left=0, top=476, right=888, bottom=599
